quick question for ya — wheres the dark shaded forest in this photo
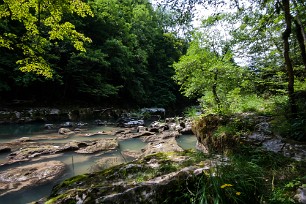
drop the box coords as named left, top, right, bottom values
left=0, top=0, right=306, bottom=139
left=0, top=0, right=191, bottom=109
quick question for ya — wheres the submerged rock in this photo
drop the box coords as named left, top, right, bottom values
left=0, top=160, right=66, bottom=196
left=91, top=155, right=125, bottom=172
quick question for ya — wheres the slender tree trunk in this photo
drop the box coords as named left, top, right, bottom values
left=293, top=0, right=306, bottom=43
left=293, top=0, right=306, bottom=70
left=282, top=0, right=297, bottom=115
left=212, top=69, right=221, bottom=111
left=294, top=19, right=306, bottom=71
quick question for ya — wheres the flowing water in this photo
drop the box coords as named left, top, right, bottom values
left=0, top=122, right=197, bottom=204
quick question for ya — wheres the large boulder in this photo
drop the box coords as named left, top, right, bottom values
left=42, top=150, right=211, bottom=204
left=0, top=160, right=66, bottom=196
left=192, top=114, right=240, bottom=153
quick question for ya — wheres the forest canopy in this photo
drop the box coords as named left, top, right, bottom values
left=0, top=0, right=306, bottom=140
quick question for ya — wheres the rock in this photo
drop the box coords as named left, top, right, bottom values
left=75, top=139, right=118, bottom=154
left=255, top=122, right=272, bottom=135
left=98, top=166, right=196, bottom=204
left=60, top=121, right=74, bottom=128
left=8, top=145, right=61, bottom=163
left=60, top=141, right=91, bottom=151
left=124, top=120, right=144, bottom=127
left=116, top=128, right=155, bottom=140
left=141, top=137, right=183, bottom=157
left=121, top=150, right=142, bottom=160
left=44, top=124, right=54, bottom=129
left=44, top=151, right=209, bottom=204
left=58, top=128, right=74, bottom=135
left=13, top=134, right=68, bottom=142
left=95, top=119, right=106, bottom=126
left=137, top=126, right=147, bottom=132
left=141, top=131, right=180, bottom=143
left=75, top=122, right=88, bottom=127
left=0, top=160, right=66, bottom=196
left=180, top=126, right=193, bottom=135
left=91, top=156, right=125, bottom=172
left=294, top=188, right=306, bottom=204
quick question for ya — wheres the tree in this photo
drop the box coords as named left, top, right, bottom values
left=173, top=31, right=245, bottom=113
left=0, top=0, right=93, bottom=78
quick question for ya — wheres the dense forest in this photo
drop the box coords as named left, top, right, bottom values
left=0, top=0, right=190, bottom=109
left=0, top=0, right=306, bottom=139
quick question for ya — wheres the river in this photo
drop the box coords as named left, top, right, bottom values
left=0, top=122, right=197, bottom=204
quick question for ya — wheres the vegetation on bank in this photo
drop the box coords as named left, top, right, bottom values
left=44, top=144, right=305, bottom=203
left=1, top=0, right=306, bottom=202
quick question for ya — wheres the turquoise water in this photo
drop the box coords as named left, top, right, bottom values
left=177, top=134, right=198, bottom=150
left=0, top=123, right=196, bottom=204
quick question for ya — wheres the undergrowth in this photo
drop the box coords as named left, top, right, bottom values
left=183, top=145, right=306, bottom=204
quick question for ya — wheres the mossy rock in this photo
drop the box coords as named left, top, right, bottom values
left=44, top=150, right=209, bottom=204
left=192, top=114, right=241, bottom=154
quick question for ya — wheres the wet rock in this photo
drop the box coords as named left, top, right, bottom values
left=137, top=126, right=148, bottom=132
left=149, top=121, right=169, bottom=132
left=17, top=134, right=69, bottom=142
left=60, top=141, right=91, bottom=151
left=141, top=137, right=183, bottom=157
left=124, top=120, right=144, bottom=128
left=75, top=139, right=118, bottom=154
left=75, top=122, right=88, bottom=127
left=115, top=127, right=154, bottom=140
left=8, top=145, right=61, bottom=163
left=44, top=124, right=54, bottom=129
left=95, top=119, right=106, bottom=126
left=121, top=150, right=142, bottom=160
left=58, top=128, right=74, bottom=135
left=0, top=160, right=66, bottom=196
left=60, top=121, right=74, bottom=127
left=141, top=131, right=180, bottom=143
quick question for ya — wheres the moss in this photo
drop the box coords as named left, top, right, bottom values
left=49, top=174, right=90, bottom=197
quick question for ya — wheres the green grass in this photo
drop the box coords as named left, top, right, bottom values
left=183, top=145, right=306, bottom=204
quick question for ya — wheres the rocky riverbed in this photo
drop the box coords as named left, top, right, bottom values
left=0, top=116, right=195, bottom=201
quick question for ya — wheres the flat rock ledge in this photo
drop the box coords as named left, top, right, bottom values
left=0, top=160, right=66, bottom=196
left=38, top=150, right=218, bottom=204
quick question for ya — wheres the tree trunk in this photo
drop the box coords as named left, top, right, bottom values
left=282, top=0, right=297, bottom=115
left=212, top=69, right=221, bottom=111
left=294, top=19, right=306, bottom=71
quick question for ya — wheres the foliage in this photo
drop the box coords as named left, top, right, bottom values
left=187, top=145, right=305, bottom=204
left=0, top=0, right=93, bottom=77
left=173, top=32, right=247, bottom=114
left=0, top=0, right=187, bottom=107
